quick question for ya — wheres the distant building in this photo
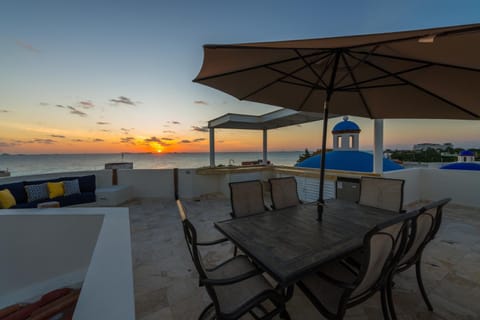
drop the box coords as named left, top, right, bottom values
left=440, top=150, right=480, bottom=171
left=413, top=143, right=453, bottom=151
left=296, top=117, right=403, bottom=172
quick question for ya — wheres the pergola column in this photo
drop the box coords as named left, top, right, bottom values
left=209, top=128, right=215, bottom=167
left=262, top=129, right=268, bottom=165
left=373, top=119, right=384, bottom=174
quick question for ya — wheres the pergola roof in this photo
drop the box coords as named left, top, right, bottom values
left=208, top=108, right=331, bottom=130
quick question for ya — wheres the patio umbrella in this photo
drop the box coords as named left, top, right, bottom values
left=193, top=23, right=480, bottom=215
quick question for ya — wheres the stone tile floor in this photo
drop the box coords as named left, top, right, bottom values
left=128, top=196, right=480, bottom=319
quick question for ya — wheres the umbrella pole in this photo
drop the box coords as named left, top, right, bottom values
left=317, top=99, right=329, bottom=220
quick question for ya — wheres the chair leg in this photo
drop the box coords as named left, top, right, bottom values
left=198, top=302, right=214, bottom=320
left=386, top=278, right=398, bottom=320
left=416, top=260, right=433, bottom=311
left=380, top=288, right=391, bottom=320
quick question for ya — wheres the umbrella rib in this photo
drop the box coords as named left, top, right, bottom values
left=350, top=50, right=480, bottom=73
left=340, top=54, right=373, bottom=118
left=342, top=83, right=409, bottom=90
left=193, top=51, right=328, bottom=82
left=238, top=54, right=330, bottom=100
left=345, top=52, right=480, bottom=118
left=338, top=62, right=433, bottom=90
left=334, top=45, right=379, bottom=88
left=278, top=79, right=326, bottom=90
left=294, top=49, right=328, bottom=87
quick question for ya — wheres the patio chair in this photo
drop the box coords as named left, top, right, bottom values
left=358, top=177, right=405, bottom=212
left=269, top=177, right=301, bottom=210
left=297, top=208, right=419, bottom=320
left=177, top=199, right=290, bottom=320
left=229, top=180, right=268, bottom=218
left=386, top=198, right=451, bottom=318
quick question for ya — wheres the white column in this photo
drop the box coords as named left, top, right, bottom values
left=373, top=119, right=384, bottom=174
left=262, top=129, right=268, bottom=165
left=209, top=128, right=215, bottom=167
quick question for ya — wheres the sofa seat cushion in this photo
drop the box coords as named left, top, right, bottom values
left=56, top=192, right=96, bottom=206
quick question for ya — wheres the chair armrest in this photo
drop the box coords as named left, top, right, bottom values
left=197, top=237, right=229, bottom=246
left=201, top=269, right=262, bottom=286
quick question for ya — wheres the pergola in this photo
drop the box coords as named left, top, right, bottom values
left=208, top=108, right=386, bottom=173
left=208, top=109, right=324, bottom=167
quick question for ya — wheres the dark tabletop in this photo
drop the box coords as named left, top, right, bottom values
left=214, top=200, right=399, bottom=286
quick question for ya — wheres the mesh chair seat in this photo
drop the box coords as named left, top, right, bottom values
left=299, top=261, right=357, bottom=314
left=207, top=255, right=275, bottom=315
left=229, top=180, right=267, bottom=217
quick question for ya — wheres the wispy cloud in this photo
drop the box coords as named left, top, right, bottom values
left=168, top=121, right=180, bottom=125
left=180, top=139, right=191, bottom=143
left=110, top=96, right=135, bottom=105
left=144, top=136, right=170, bottom=146
left=194, top=100, right=208, bottom=105
left=192, top=126, right=209, bottom=132
left=68, top=106, right=87, bottom=117
left=39, top=102, right=49, bottom=106
left=161, top=137, right=173, bottom=141
left=32, top=138, right=55, bottom=144
left=50, top=134, right=65, bottom=138
left=0, top=140, right=18, bottom=147
left=193, top=138, right=206, bottom=142
left=56, top=104, right=66, bottom=108
left=71, top=139, right=84, bottom=142
left=120, top=137, right=135, bottom=144
left=101, top=129, right=111, bottom=132
left=93, top=138, right=104, bottom=142
left=120, top=128, right=134, bottom=135
left=163, top=130, right=175, bottom=134
left=0, top=109, right=9, bottom=113
left=96, top=121, right=110, bottom=125
left=79, top=100, right=94, bottom=108
left=16, top=40, right=40, bottom=53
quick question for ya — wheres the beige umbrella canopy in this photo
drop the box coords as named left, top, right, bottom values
left=193, top=23, right=480, bottom=214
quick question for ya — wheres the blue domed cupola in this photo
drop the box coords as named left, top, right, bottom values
left=458, top=150, right=475, bottom=162
left=332, top=116, right=361, bottom=151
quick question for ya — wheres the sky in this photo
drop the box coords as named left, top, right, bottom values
left=0, top=0, right=479, bottom=154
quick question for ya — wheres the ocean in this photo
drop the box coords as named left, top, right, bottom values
left=0, top=152, right=303, bottom=177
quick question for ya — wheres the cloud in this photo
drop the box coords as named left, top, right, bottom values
left=96, top=121, right=110, bottom=125
left=101, top=129, right=111, bottom=132
left=50, top=134, right=65, bottom=138
left=0, top=141, right=18, bottom=147
left=120, top=137, right=135, bottom=144
left=163, top=130, right=175, bottom=134
left=16, top=40, right=40, bottom=53
left=161, top=137, right=173, bottom=141
left=180, top=139, right=191, bottom=143
left=0, top=109, right=9, bottom=113
left=56, top=104, right=66, bottom=108
left=192, top=126, right=209, bottom=132
left=93, top=138, right=104, bottom=142
left=79, top=100, right=94, bottom=108
left=120, top=128, right=134, bottom=135
left=144, top=136, right=161, bottom=143
left=32, top=138, right=55, bottom=144
left=167, top=121, right=180, bottom=125
left=39, top=102, right=49, bottom=106
left=194, top=100, right=208, bottom=105
left=67, top=106, right=87, bottom=117
left=71, top=139, right=84, bottom=142
left=193, top=138, right=206, bottom=142
left=110, top=96, right=135, bottom=105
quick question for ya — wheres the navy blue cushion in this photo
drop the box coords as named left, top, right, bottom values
left=0, top=182, right=27, bottom=203
left=78, top=175, right=96, bottom=193
left=13, top=199, right=46, bottom=208
left=57, top=192, right=96, bottom=206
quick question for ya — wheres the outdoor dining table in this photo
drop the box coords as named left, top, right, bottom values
left=214, top=200, right=399, bottom=289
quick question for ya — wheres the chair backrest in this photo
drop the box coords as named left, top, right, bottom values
left=229, top=180, right=266, bottom=218
left=400, top=198, right=451, bottom=266
left=176, top=200, right=207, bottom=280
left=351, top=209, right=419, bottom=298
left=269, top=177, right=300, bottom=210
left=358, top=177, right=405, bottom=212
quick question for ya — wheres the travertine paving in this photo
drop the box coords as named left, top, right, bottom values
left=127, top=196, right=480, bottom=319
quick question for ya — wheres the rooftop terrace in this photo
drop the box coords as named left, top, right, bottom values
left=129, top=197, right=480, bottom=320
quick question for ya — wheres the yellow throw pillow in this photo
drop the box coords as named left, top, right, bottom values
left=0, top=189, right=16, bottom=209
left=47, top=182, right=65, bottom=199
